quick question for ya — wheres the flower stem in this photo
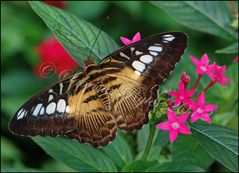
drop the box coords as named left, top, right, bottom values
left=193, top=74, right=202, bottom=89
left=141, top=122, right=156, bottom=161
left=203, top=81, right=216, bottom=92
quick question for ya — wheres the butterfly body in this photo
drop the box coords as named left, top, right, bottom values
left=9, top=32, right=188, bottom=147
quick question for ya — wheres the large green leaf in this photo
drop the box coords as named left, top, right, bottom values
left=32, top=136, right=117, bottom=172
left=150, top=1, right=236, bottom=40
left=149, top=162, right=205, bottom=172
left=191, top=123, right=238, bottom=172
left=216, top=42, right=238, bottom=54
left=67, top=1, right=109, bottom=20
left=121, top=160, right=204, bottom=172
left=172, top=135, right=214, bottom=169
left=29, top=1, right=118, bottom=65
left=121, top=160, right=158, bottom=172
left=99, top=134, right=133, bottom=168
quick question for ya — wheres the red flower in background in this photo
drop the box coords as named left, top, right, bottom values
left=35, top=37, right=79, bottom=78
left=42, top=1, right=66, bottom=9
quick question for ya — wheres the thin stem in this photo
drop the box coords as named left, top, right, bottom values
left=193, top=74, right=202, bottom=89
left=203, top=81, right=216, bottom=92
left=141, top=122, right=156, bottom=161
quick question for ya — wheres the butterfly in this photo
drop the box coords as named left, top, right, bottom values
left=9, top=32, right=188, bottom=148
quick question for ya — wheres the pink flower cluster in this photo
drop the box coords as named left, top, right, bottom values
left=157, top=53, right=232, bottom=143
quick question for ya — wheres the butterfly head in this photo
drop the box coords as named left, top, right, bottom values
left=84, top=58, right=96, bottom=72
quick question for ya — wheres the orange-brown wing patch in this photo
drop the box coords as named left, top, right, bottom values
left=66, top=82, right=117, bottom=147
left=103, top=67, right=157, bottom=131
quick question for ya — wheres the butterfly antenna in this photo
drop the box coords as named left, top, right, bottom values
left=88, top=16, right=109, bottom=59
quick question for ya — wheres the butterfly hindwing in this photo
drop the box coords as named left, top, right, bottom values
left=9, top=32, right=188, bottom=147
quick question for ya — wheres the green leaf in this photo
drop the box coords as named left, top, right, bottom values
left=148, top=162, right=205, bottom=172
left=216, top=42, right=238, bottom=54
left=121, top=160, right=204, bottom=172
left=99, top=134, right=133, bottom=168
left=172, top=135, right=214, bottom=169
left=150, top=1, right=236, bottom=40
left=121, top=160, right=158, bottom=172
left=29, top=1, right=118, bottom=65
left=67, top=1, right=109, bottom=20
left=32, top=136, right=117, bottom=172
left=191, top=123, right=238, bottom=172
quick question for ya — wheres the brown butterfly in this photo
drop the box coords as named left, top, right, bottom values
left=9, top=32, right=188, bottom=147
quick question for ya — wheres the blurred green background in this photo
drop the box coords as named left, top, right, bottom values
left=1, top=1, right=238, bottom=172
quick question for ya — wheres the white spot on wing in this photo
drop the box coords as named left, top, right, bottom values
left=148, top=46, right=162, bottom=52
left=163, top=34, right=174, bottom=37
left=40, top=107, right=45, bottom=115
left=32, top=103, right=43, bottom=116
left=46, top=102, right=56, bottom=115
left=135, top=50, right=143, bottom=55
left=164, top=37, right=175, bottom=41
left=48, top=89, right=53, bottom=93
left=17, top=109, right=25, bottom=120
left=57, top=99, right=66, bottom=113
left=150, top=51, right=158, bottom=56
left=163, top=35, right=175, bottom=42
left=119, top=52, right=130, bottom=59
left=59, top=83, right=63, bottom=94
left=132, top=60, right=146, bottom=72
left=140, top=55, right=153, bottom=64
left=48, top=95, right=54, bottom=102
left=130, top=47, right=135, bottom=52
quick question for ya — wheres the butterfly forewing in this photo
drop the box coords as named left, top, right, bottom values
left=9, top=32, right=188, bottom=147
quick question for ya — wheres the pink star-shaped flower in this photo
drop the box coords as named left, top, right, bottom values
left=190, top=92, right=217, bottom=124
left=168, top=80, right=196, bottom=107
left=120, top=32, right=141, bottom=46
left=157, top=108, right=191, bottom=143
left=208, top=62, right=232, bottom=88
left=190, top=53, right=213, bottom=76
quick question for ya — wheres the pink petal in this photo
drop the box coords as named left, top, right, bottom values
left=178, top=80, right=185, bottom=93
left=189, top=55, right=200, bottom=66
left=196, top=67, right=204, bottom=75
left=169, top=130, right=178, bottom=143
left=201, top=53, right=210, bottom=64
left=206, top=71, right=215, bottom=81
left=168, top=91, right=179, bottom=98
left=189, top=102, right=197, bottom=111
left=157, top=122, right=171, bottom=130
left=200, top=113, right=211, bottom=124
left=197, top=92, right=205, bottom=106
left=205, top=104, right=218, bottom=112
left=167, top=108, right=177, bottom=121
left=178, top=124, right=192, bottom=134
left=132, top=32, right=141, bottom=43
left=174, top=99, right=181, bottom=107
left=178, top=112, right=189, bottom=123
left=120, top=37, right=132, bottom=46
left=191, top=112, right=200, bottom=123
left=185, top=89, right=196, bottom=97
left=220, top=65, right=226, bottom=74
left=222, top=77, right=232, bottom=83
left=205, top=70, right=215, bottom=80
left=184, top=99, right=194, bottom=108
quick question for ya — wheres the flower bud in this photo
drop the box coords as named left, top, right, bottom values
left=167, top=98, right=172, bottom=109
left=180, top=72, right=191, bottom=88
